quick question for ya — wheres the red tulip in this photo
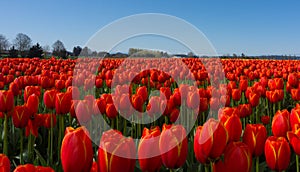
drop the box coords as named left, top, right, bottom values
left=0, top=154, right=10, bottom=172
left=194, top=118, right=228, bottom=164
left=288, top=73, right=298, bottom=87
left=231, top=89, right=241, bottom=101
left=290, top=107, right=300, bottom=129
left=98, top=129, right=136, bottom=172
left=0, top=90, right=14, bottom=113
left=242, top=124, right=267, bottom=156
left=237, top=103, right=252, bottom=118
left=248, top=92, right=260, bottom=107
left=106, top=103, right=118, bottom=119
left=239, top=79, right=248, bottom=92
left=76, top=100, right=92, bottom=123
left=222, top=142, right=252, bottom=172
left=291, top=88, right=300, bottom=101
left=272, top=109, right=291, bottom=137
left=265, top=136, right=291, bottom=171
left=43, top=89, right=57, bottom=109
left=26, top=93, right=39, bottom=115
left=61, top=127, right=93, bottom=172
left=159, top=124, right=188, bottom=169
left=221, top=113, right=242, bottom=142
left=14, top=164, right=55, bottom=172
left=12, top=105, right=30, bottom=128
left=94, top=98, right=106, bottom=115
left=25, top=114, right=44, bottom=137
left=186, top=91, right=199, bottom=109
left=199, top=97, right=208, bottom=112
left=55, top=79, right=65, bottom=90
left=136, top=86, right=148, bottom=102
left=287, top=124, right=300, bottom=156
left=138, top=126, right=162, bottom=172
left=169, top=108, right=180, bottom=123
left=43, top=114, right=57, bottom=128
left=55, top=92, right=72, bottom=114
left=9, top=81, right=19, bottom=96
left=132, top=94, right=144, bottom=112
left=261, top=115, right=270, bottom=125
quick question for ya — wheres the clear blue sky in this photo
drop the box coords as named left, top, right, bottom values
left=1, top=0, right=300, bottom=56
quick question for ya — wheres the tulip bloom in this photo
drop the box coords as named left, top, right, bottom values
left=287, top=124, right=300, bottom=155
left=61, top=127, right=93, bottom=172
left=194, top=118, right=228, bottom=164
left=265, top=136, right=291, bottom=171
left=76, top=100, right=92, bottom=123
left=98, top=130, right=136, bottom=172
left=14, top=164, right=54, bottom=172
left=0, top=90, right=14, bottom=113
left=0, top=154, right=10, bottom=172
left=55, top=92, right=72, bottom=114
left=242, top=124, right=267, bottom=156
left=272, top=109, right=291, bottom=137
left=239, top=79, right=248, bottom=92
left=12, top=105, right=30, bottom=128
left=159, top=124, right=188, bottom=169
left=136, top=86, right=148, bottom=102
left=222, top=142, right=252, bottom=172
left=43, top=89, right=57, bottom=109
left=26, top=93, right=40, bottom=115
left=138, top=127, right=162, bottom=172
left=221, top=113, right=242, bottom=142
left=231, top=89, right=241, bottom=101
left=290, top=108, right=300, bottom=128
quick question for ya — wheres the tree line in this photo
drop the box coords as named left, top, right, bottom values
left=0, top=33, right=110, bottom=59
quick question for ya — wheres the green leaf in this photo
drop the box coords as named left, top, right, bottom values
left=34, top=149, right=47, bottom=166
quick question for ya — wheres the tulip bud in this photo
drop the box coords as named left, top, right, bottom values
left=61, top=127, right=93, bottom=172
left=12, top=105, right=30, bottom=128
left=55, top=92, right=72, bottom=114
left=223, top=142, right=252, bottom=172
left=242, top=124, right=267, bottom=156
left=138, top=127, right=162, bottom=172
left=43, top=89, right=57, bottom=109
left=159, top=124, right=188, bottom=169
left=221, top=113, right=242, bottom=142
left=272, top=109, right=291, bottom=137
left=0, top=154, right=10, bottom=172
left=265, top=136, right=291, bottom=171
left=98, top=130, right=136, bottom=172
left=287, top=124, right=300, bottom=156
left=26, top=93, right=39, bottom=115
left=194, top=118, right=228, bottom=164
left=0, top=90, right=14, bottom=113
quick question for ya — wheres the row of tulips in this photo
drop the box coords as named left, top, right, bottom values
left=0, top=57, right=300, bottom=171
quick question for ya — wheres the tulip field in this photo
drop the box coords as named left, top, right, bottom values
left=1, top=57, right=300, bottom=172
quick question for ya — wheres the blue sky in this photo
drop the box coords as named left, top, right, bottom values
left=1, top=0, right=300, bottom=55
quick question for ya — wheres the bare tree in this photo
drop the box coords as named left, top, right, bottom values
left=43, top=45, right=51, bottom=58
left=0, top=34, right=10, bottom=55
left=52, top=40, right=67, bottom=58
left=13, top=33, right=32, bottom=57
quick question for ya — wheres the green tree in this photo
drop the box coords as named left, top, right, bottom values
left=28, top=43, right=43, bottom=58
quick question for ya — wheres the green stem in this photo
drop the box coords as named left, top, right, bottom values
left=296, top=154, right=299, bottom=172
left=3, top=114, right=8, bottom=155
left=204, top=165, right=209, bottom=172
left=27, top=134, right=34, bottom=162
left=20, top=129, right=23, bottom=164
left=256, top=156, right=259, bottom=172
left=123, top=118, right=127, bottom=135
left=57, top=115, right=64, bottom=161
